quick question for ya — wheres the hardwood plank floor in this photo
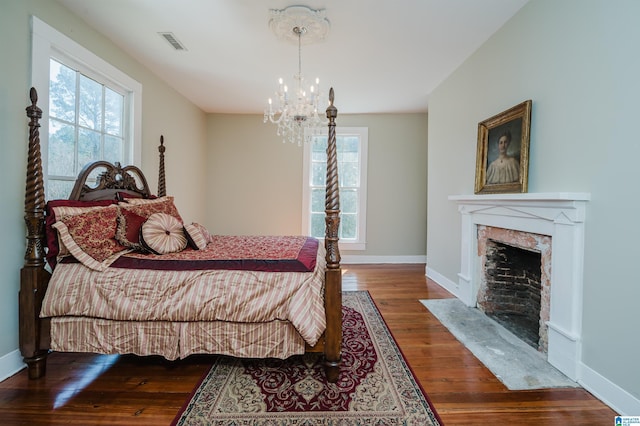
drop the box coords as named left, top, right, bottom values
left=0, top=264, right=616, bottom=425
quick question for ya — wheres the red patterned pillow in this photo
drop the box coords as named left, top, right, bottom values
left=184, top=223, right=208, bottom=250
left=45, top=199, right=118, bottom=268
left=140, top=213, right=187, bottom=255
left=119, top=196, right=183, bottom=223
left=52, top=205, right=129, bottom=271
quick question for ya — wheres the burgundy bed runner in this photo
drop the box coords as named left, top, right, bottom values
left=109, top=235, right=318, bottom=272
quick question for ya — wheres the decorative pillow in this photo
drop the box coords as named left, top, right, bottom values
left=194, top=222, right=214, bottom=244
left=52, top=205, right=129, bottom=271
left=115, top=209, right=147, bottom=251
left=183, top=223, right=208, bottom=250
left=116, top=191, right=157, bottom=202
left=45, top=199, right=118, bottom=268
left=119, top=196, right=183, bottom=223
left=120, top=195, right=172, bottom=206
left=140, top=213, right=188, bottom=255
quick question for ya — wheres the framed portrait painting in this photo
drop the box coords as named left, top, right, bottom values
left=474, top=100, right=532, bottom=194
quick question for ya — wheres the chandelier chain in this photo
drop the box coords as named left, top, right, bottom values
left=296, top=27, right=303, bottom=78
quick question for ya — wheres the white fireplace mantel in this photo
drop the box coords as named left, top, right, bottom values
left=448, top=192, right=590, bottom=381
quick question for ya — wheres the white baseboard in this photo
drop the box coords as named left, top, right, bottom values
left=579, top=362, right=640, bottom=415
left=0, top=349, right=25, bottom=382
left=425, top=265, right=459, bottom=298
left=426, top=265, right=639, bottom=416
left=341, top=255, right=426, bottom=264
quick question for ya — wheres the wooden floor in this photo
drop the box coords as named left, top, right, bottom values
left=0, top=264, right=615, bottom=425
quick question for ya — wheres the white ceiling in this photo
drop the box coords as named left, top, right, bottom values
left=55, top=0, right=529, bottom=114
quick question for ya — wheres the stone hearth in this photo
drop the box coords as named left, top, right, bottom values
left=448, top=193, right=589, bottom=381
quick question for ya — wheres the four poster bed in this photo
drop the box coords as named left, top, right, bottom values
left=19, top=87, right=343, bottom=382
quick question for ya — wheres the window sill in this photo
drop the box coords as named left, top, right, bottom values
left=339, top=241, right=366, bottom=251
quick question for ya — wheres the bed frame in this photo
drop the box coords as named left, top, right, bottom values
left=19, top=87, right=342, bottom=382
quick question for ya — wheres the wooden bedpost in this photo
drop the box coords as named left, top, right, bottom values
left=19, top=87, right=51, bottom=379
left=323, top=88, right=342, bottom=382
left=158, top=135, right=166, bottom=197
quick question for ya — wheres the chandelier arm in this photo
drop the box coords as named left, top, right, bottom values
left=267, top=112, right=287, bottom=125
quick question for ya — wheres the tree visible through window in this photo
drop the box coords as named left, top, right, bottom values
left=31, top=17, right=141, bottom=200
left=47, top=59, right=126, bottom=200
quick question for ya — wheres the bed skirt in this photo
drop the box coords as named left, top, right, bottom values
left=50, top=316, right=307, bottom=360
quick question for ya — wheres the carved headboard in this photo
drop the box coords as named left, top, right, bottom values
left=68, top=161, right=152, bottom=201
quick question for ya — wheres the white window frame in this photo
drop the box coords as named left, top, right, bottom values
left=302, top=127, right=368, bottom=251
left=30, top=16, right=142, bottom=194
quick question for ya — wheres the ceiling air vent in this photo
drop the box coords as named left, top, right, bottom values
left=159, top=32, right=187, bottom=51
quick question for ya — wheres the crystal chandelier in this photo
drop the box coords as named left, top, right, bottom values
left=264, top=6, right=329, bottom=145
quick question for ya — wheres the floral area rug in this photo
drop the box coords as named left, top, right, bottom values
left=172, top=291, right=442, bottom=425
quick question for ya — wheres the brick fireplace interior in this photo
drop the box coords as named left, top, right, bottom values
left=478, top=240, right=542, bottom=350
left=477, top=225, right=552, bottom=354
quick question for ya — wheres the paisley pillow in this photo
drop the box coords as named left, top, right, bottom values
left=140, top=213, right=187, bottom=255
left=52, top=205, right=129, bottom=271
left=45, top=200, right=118, bottom=268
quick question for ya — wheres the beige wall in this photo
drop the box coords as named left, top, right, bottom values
left=427, top=0, right=640, bottom=413
left=206, top=114, right=305, bottom=235
left=207, top=112, right=428, bottom=258
left=141, top=77, right=208, bottom=224
left=0, top=0, right=207, bottom=371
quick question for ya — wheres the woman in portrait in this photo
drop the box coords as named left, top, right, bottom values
left=486, top=130, right=519, bottom=184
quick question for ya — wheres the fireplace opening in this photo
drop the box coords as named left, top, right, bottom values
left=478, top=240, right=542, bottom=350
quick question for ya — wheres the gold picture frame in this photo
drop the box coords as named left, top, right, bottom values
left=474, top=100, right=532, bottom=194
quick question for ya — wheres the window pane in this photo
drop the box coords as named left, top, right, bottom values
left=86, top=169, right=103, bottom=187
left=48, top=120, right=75, bottom=177
left=49, top=59, right=76, bottom=122
left=104, top=135, right=123, bottom=165
left=105, top=87, right=123, bottom=136
left=311, top=137, right=325, bottom=151
left=79, top=75, right=103, bottom=130
left=311, top=188, right=325, bottom=213
left=340, top=213, right=357, bottom=239
left=78, top=128, right=100, bottom=170
left=338, top=151, right=359, bottom=163
left=312, top=151, right=326, bottom=162
left=340, top=162, right=360, bottom=187
left=311, top=213, right=325, bottom=238
left=311, top=137, right=327, bottom=160
left=311, top=162, right=326, bottom=186
left=47, top=179, right=74, bottom=201
left=341, top=189, right=357, bottom=214
left=340, top=136, right=359, bottom=152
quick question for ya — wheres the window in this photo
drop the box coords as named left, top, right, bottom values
left=31, top=16, right=141, bottom=200
left=302, top=127, right=368, bottom=250
left=47, top=59, right=127, bottom=199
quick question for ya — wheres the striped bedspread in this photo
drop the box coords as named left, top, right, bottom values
left=41, top=244, right=327, bottom=349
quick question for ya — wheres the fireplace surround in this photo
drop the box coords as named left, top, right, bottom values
left=448, top=193, right=589, bottom=381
